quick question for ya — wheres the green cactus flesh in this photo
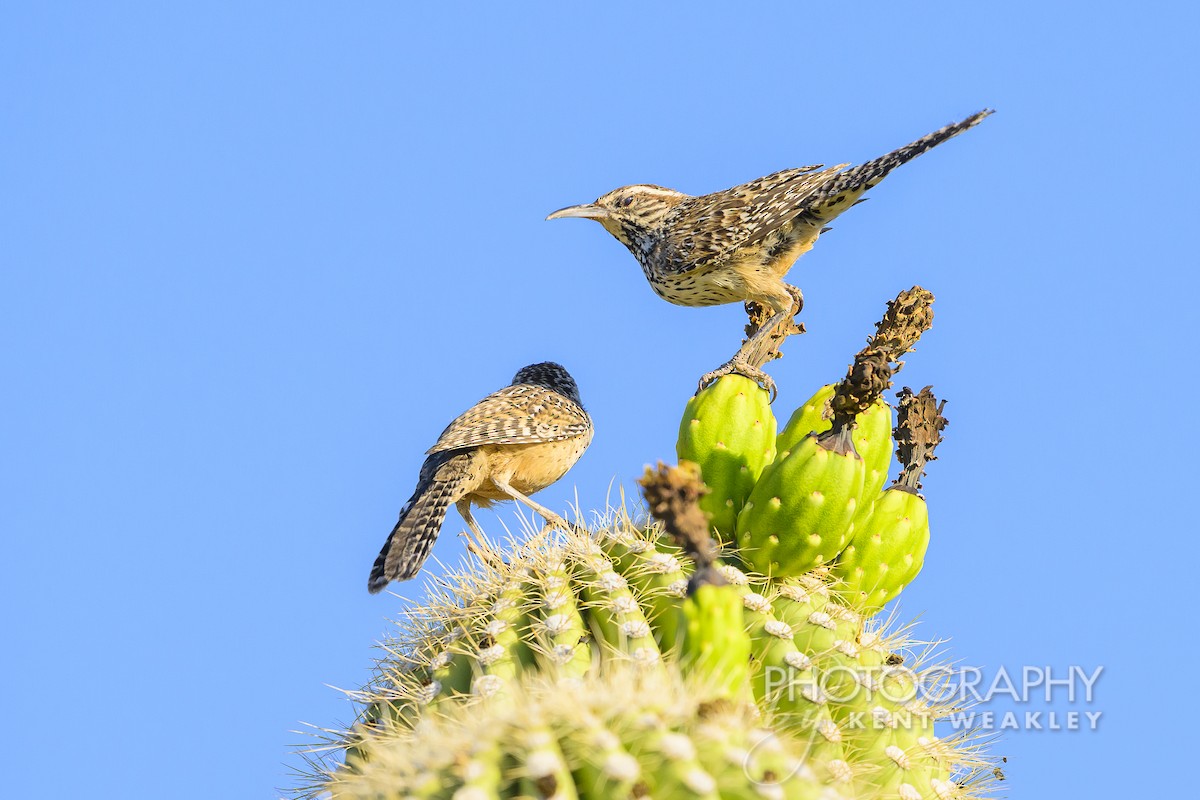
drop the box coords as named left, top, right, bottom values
left=677, top=374, right=777, bottom=542
left=305, top=517, right=994, bottom=800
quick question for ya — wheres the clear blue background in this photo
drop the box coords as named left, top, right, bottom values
left=3, top=3, right=1195, bottom=797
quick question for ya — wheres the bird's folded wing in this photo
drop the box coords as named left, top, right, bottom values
left=656, top=164, right=845, bottom=273
left=426, top=385, right=590, bottom=454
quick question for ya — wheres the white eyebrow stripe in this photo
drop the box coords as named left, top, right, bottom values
left=625, top=185, right=684, bottom=200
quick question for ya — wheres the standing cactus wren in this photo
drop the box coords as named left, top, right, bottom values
left=368, top=362, right=593, bottom=593
left=548, top=110, right=992, bottom=395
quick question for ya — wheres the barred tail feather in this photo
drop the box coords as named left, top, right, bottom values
left=367, top=452, right=474, bottom=593
left=811, top=109, right=993, bottom=220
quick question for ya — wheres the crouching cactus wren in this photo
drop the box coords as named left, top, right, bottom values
left=548, top=110, right=992, bottom=396
left=368, top=362, right=593, bottom=592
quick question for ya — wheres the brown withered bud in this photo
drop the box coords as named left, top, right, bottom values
left=868, top=286, right=935, bottom=373
left=638, top=461, right=722, bottom=581
left=829, top=347, right=894, bottom=429
left=893, top=385, right=948, bottom=492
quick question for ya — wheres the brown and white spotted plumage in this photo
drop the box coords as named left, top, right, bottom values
left=548, top=110, right=992, bottom=393
left=368, top=362, right=592, bottom=592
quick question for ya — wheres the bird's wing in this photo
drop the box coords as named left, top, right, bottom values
left=426, top=384, right=591, bottom=454
left=656, top=164, right=846, bottom=273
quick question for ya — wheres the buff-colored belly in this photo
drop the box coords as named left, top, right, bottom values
left=647, top=230, right=820, bottom=309
left=466, top=435, right=592, bottom=503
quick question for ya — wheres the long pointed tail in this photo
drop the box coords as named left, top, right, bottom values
left=810, top=109, right=993, bottom=220
left=368, top=451, right=475, bottom=593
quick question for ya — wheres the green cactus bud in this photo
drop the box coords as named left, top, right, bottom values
left=853, top=399, right=895, bottom=506
left=776, top=383, right=836, bottom=455
left=779, top=386, right=893, bottom=509
left=735, top=429, right=866, bottom=576
left=678, top=581, right=752, bottom=703
left=833, top=386, right=946, bottom=612
left=833, top=487, right=930, bottom=611
left=676, top=374, right=777, bottom=541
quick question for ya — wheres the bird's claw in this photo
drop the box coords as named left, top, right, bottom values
left=697, top=359, right=777, bottom=402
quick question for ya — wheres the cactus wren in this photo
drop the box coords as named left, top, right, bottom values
left=368, top=362, right=593, bottom=593
left=547, top=110, right=992, bottom=395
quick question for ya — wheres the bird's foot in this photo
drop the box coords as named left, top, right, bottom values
left=538, top=514, right=587, bottom=538
left=697, top=357, right=777, bottom=402
left=518, top=515, right=587, bottom=561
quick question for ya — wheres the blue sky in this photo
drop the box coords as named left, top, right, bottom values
left=3, top=3, right=1196, bottom=797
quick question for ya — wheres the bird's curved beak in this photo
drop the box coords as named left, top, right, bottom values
left=546, top=203, right=608, bottom=221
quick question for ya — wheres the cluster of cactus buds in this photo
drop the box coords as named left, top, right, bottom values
left=296, top=288, right=998, bottom=800
left=692, top=287, right=941, bottom=600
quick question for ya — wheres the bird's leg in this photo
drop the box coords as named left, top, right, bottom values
left=698, top=284, right=803, bottom=401
left=456, top=499, right=502, bottom=568
left=457, top=499, right=488, bottom=540
left=491, top=476, right=578, bottom=536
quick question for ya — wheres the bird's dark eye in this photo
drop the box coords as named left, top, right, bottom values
left=621, top=196, right=634, bottom=207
